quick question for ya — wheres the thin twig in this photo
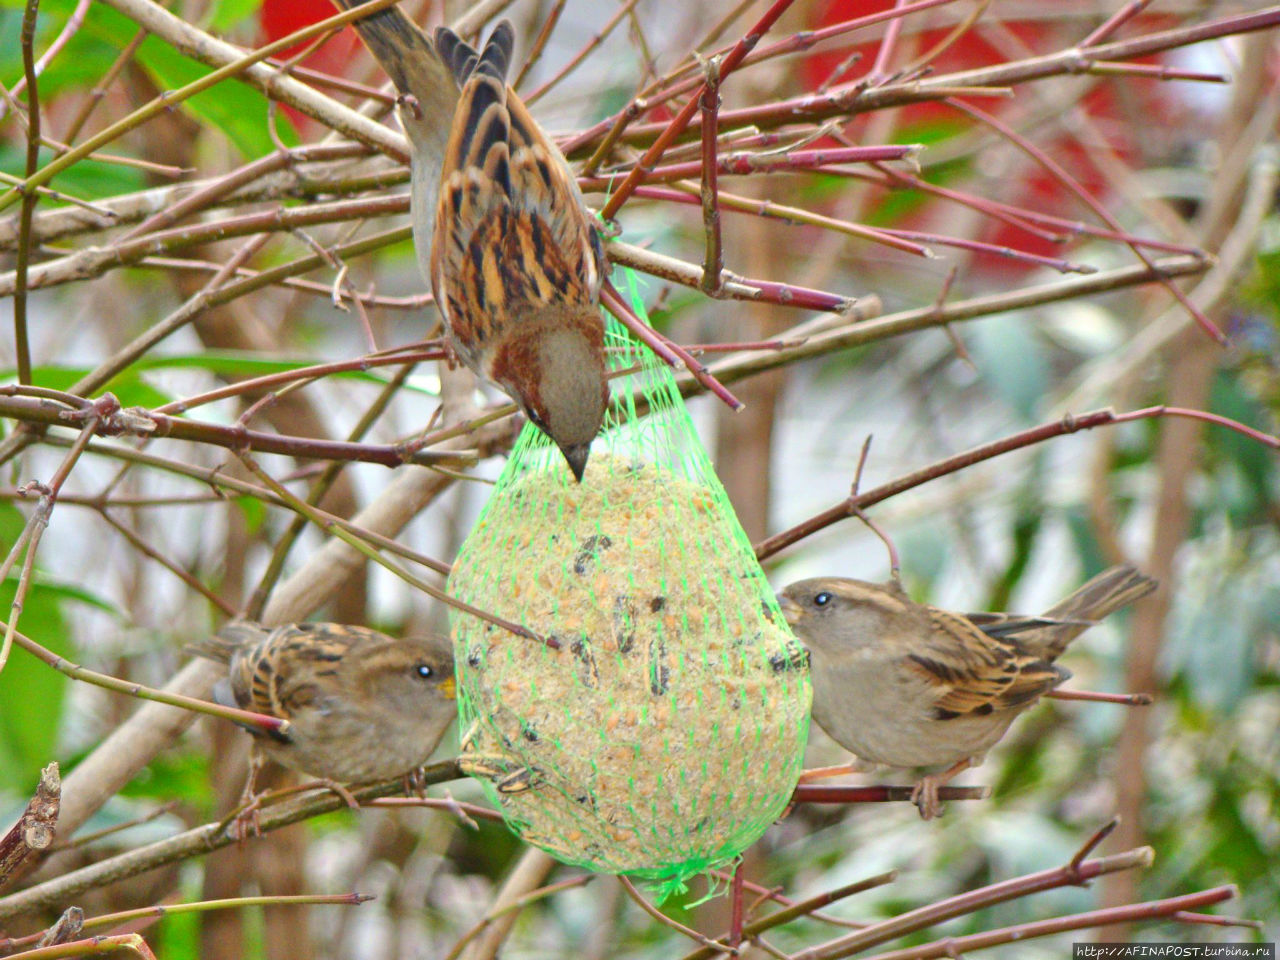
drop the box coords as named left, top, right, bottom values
left=847, top=887, right=1237, bottom=960
left=618, top=877, right=739, bottom=955
left=1047, top=689, right=1153, bottom=706
left=51, top=802, right=179, bottom=852
left=237, top=454, right=550, bottom=647
left=524, top=0, right=641, bottom=105
left=683, top=873, right=899, bottom=960
left=600, top=283, right=745, bottom=411
left=0, top=759, right=462, bottom=922
left=1, top=420, right=97, bottom=672
left=946, top=98, right=1223, bottom=343
left=792, top=845, right=1158, bottom=960
left=443, top=874, right=593, bottom=960
left=1081, top=0, right=1155, bottom=47
left=95, top=508, right=237, bottom=616
left=792, top=785, right=988, bottom=805
left=753, top=399, right=1278, bottom=561
left=599, top=0, right=803, bottom=220
left=245, top=360, right=420, bottom=619
left=1, top=621, right=292, bottom=736
left=0, top=0, right=412, bottom=212
left=0, top=394, right=474, bottom=469
left=12, top=0, right=44, bottom=386
left=512, top=0, right=566, bottom=91
left=4, top=932, right=158, bottom=959
left=699, top=54, right=725, bottom=297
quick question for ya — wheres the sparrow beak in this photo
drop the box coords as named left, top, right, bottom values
left=439, top=676, right=457, bottom=700
left=777, top=594, right=804, bottom=627
left=559, top=442, right=591, bottom=483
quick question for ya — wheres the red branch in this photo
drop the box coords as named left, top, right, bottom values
left=599, top=0, right=801, bottom=220
left=755, top=405, right=1279, bottom=560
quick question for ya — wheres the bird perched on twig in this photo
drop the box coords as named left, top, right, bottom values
left=331, top=2, right=609, bottom=480
left=191, top=622, right=457, bottom=804
left=780, top=565, right=1156, bottom=819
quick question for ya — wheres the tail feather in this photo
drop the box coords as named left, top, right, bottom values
left=327, top=0, right=462, bottom=276
left=330, top=0, right=448, bottom=100
left=187, top=621, right=269, bottom=664
left=434, top=26, right=479, bottom=83
left=440, top=23, right=516, bottom=197
left=1032, top=565, right=1157, bottom=659
left=475, top=20, right=514, bottom=81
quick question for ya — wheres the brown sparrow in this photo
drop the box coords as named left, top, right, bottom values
left=191, top=622, right=457, bottom=792
left=333, top=2, right=609, bottom=480
left=779, top=565, right=1156, bottom=819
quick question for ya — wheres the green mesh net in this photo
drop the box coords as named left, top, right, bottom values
left=447, top=286, right=811, bottom=894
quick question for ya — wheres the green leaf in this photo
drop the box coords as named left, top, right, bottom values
left=14, top=365, right=174, bottom=409
left=207, top=0, right=263, bottom=32
left=119, top=748, right=213, bottom=810
left=0, top=521, right=72, bottom=786
left=24, top=576, right=123, bottom=616
left=234, top=493, right=266, bottom=534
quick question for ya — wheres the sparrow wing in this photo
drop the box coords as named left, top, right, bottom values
left=505, top=91, right=604, bottom=298
left=261, top=624, right=375, bottom=724
left=908, top=607, right=1068, bottom=719
left=965, top=611, right=1088, bottom=639
left=431, top=21, right=601, bottom=360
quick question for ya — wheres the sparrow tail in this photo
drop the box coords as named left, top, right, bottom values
left=329, top=0, right=444, bottom=99
left=1035, top=565, right=1158, bottom=659
left=185, top=621, right=270, bottom=664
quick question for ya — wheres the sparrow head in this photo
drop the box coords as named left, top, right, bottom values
left=778, top=577, right=911, bottom=655
left=500, top=313, right=609, bottom=482
left=353, top=632, right=457, bottom=722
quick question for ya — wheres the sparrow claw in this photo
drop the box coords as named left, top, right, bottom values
left=403, top=767, right=429, bottom=799
left=911, top=757, right=973, bottom=820
left=911, top=777, right=944, bottom=821
left=225, top=793, right=266, bottom=843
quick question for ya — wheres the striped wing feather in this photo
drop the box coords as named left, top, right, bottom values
left=430, top=22, right=602, bottom=358
left=908, top=607, right=1068, bottom=719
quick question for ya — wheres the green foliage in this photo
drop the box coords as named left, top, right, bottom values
left=206, top=0, right=264, bottom=33
left=18, top=365, right=175, bottom=409
left=119, top=748, right=214, bottom=813
left=0, top=510, right=72, bottom=787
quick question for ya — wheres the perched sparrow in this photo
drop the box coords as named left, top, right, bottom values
left=191, top=622, right=457, bottom=790
left=780, top=565, right=1156, bottom=819
left=333, top=2, right=609, bottom=481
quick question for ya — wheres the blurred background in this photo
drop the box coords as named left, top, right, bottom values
left=1, top=0, right=1277, bottom=957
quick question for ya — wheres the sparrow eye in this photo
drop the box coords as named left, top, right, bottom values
left=813, top=592, right=832, bottom=607
left=416, top=663, right=434, bottom=679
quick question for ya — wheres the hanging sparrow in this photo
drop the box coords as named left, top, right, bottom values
left=332, top=2, right=609, bottom=480
left=780, top=565, right=1156, bottom=819
left=191, top=622, right=456, bottom=804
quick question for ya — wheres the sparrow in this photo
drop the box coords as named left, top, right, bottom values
left=332, top=2, right=609, bottom=481
left=190, top=622, right=457, bottom=794
left=779, top=565, right=1156, bottom=819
